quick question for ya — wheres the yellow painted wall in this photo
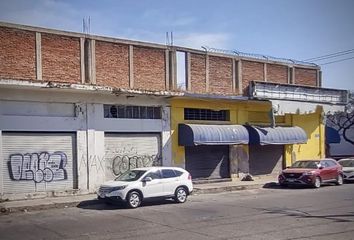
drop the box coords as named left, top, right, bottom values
left=283, top=111, right=325, bottom=166
left=170, top=98, right=271, bottom=166
left=170, top=97, right=324, bottom=168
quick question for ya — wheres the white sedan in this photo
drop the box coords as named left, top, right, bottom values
left=338, top=158, right=354, bottom=182
left=97, top=167, right=193, bottom=208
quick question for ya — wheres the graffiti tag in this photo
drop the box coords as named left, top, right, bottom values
left=8, top=152, right=68, bottom=183
left=111, top=154, right=161, bottom=176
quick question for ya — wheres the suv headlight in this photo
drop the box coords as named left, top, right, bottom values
left=110, top=186, right=127, bottom=191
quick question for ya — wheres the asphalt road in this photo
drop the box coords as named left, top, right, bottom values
left=1, top=183, right=354, bottom=240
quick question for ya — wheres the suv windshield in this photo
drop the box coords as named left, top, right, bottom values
left=339, top=160, right=354, bottom=167
left=291, top=161, right=320, bottom=169
left=115, top=170, right=147, bottom=182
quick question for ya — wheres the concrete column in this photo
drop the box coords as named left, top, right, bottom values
left=169, top=50, right=177, bottom=90
left=162, top=106, right=172, bottom=167
left=90, top=39, right=96, bottom=84
left=86, top=103, right=105, bottom=192
left=186, top=52, right=191, bottom=91
left=229, top=145, right=249, bottom=179
left=35, top=32, right=42, bottom=80
left=317, top=70, right=322, bottom=87
left=238, top=60, right=243, bottom=95
left=80, top=38, right=85, bottom=84
left=292, top=67, right=296, bottom=84
left=232, top=59, right=236, bottom=93
left=76, top=130, right=88, bottom=191
left=263, top=63, right=267, bottom=82
left=129, top=45, right=134, bottom=89
left=165, top=49, right=169, bottom=90
left=205, top=54, right=209, bottom=92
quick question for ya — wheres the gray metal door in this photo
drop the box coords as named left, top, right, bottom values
left=2, top=132, right=77, bottom=194
left=104, top=133, right=161, bottom=181
left=185, top=145, right=229, bottom=179
left=249, top=145, right=284, bottom=176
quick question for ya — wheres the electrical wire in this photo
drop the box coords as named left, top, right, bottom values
left=320, top=56, right=354, bottom=65
left=304, top=48, right=354, bottom=61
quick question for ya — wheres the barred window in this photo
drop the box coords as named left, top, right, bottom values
left=184, top=108, right=229, bottom=121
left=104, top=105, right=162, bottom=119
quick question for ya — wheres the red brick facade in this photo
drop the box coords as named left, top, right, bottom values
left=242, top=61, right=264, bottom=94
left=42, top=33, right=81, bottom=83
left=133, top=46, right=166, bottom=91
left=267, top=64, right=288, bottom=84
left=0, top=25, right=320, bottom=95
left=190, top=53, right=206, bottom=93
left=295, top=67, right=317, bottom=86
left=0, top=27, right=36, bottom=80
left=96, top=41, right=129, bottom=88
left=209, top=56, right=233, bottom=94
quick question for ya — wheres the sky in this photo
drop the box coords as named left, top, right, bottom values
left=0, top=0, right=353, bottom=91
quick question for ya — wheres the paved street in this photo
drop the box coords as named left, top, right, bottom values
left=1, top=184, right=354, bottom=240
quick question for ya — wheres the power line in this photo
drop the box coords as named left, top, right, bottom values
left=320, top=56, right=354, bottom=65
left=304, top=48, right=354, bottom=61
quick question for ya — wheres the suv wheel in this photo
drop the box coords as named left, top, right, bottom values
left=313, top=177, right=321, bottom=188
left=126, top=191, right=141, bottom=208
left=175, top=187, right=188, bottom=203
left=336, top=174, right=343, bottom=185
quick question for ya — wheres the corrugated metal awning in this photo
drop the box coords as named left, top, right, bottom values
left=178, top=124, right=249, bottom=146
left=246, top=126, right=308, bottom=145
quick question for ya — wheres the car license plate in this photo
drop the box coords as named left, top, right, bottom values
left=287, top=178, right=295, bottom=182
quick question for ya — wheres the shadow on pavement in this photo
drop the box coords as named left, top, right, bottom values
left=77, top=198, right=177, bottom=210
left=262, top=181, right=344, bottom=190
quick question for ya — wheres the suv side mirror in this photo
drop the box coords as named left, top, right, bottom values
left=143, top=177, right=152, bottom=182
left=319, top=166, right=324, bottom=170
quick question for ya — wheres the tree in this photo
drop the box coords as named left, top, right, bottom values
left=327, top=97, right=354, bottom=145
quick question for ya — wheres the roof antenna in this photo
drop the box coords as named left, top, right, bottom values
left=83, top=16, right=91, bottom=34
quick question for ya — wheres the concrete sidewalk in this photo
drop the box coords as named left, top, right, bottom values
left=0, top=176, right=277, bottom=215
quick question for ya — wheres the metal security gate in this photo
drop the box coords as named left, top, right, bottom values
left=104, top=133, right=161, bottom=181
left=2, top=132, right=77, bottom=194
left=249, top=145, right=284, bottom=176
left=185, top=145, right=230, bottom=179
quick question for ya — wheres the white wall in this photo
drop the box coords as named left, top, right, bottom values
left=0, top=87, right=172, bottom=198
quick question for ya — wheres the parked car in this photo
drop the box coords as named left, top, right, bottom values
left=278, top=159, right=343, bottom=188
left=338, top=158, right=354, bottom=182
left=97, top=167, right=193, bottom=208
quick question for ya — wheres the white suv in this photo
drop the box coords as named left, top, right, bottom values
left=97, top=167, right=193, bottom=208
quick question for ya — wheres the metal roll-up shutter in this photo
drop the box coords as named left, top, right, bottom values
left=185, top=145, right=230, bottom=179
left=249, top=145, right=284, bottom=176
left=104, top=133, right=161, bottom=181
left=2, top=132, right=77, bottom=194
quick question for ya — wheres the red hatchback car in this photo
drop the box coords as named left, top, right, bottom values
left=278, top=159, right=343, bottom=188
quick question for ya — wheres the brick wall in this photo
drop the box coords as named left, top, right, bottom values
left=42, top=33, right=80, bottom=83
left=190, top=53, right=206, bottom=93
left=242, top=61, right=264, bottom=94
left=0, top=27, right=36, bottom=80
left=267, top=64, right=288, bottom=84
left=209, top=56, right=233, bottom=94
left=295, top=68, right=317, bottom=86
left=133, top=46, right=165, bottom=91
left=96, top=41, right=129, bottom=88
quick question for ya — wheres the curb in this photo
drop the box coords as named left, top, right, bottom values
left=1, top=182, right=276, bottom=215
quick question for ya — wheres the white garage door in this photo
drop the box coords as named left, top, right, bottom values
left=104, top=133, right=161, bottom=181
left=2, top=132, right=77, bottom=194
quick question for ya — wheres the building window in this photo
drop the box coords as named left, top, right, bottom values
left=184, top=108, right=229, bottom=121
left=104, top=105, right=162, bottom=119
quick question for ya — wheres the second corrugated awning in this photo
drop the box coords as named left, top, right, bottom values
left=246, top=126, right=308, bottom=145
left=178, top=124, right=249, bottom=146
